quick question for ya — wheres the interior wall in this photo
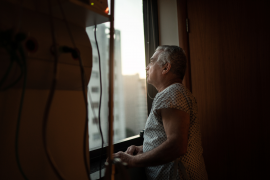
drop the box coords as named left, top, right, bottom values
left=0, top=1, right=92, bottom=179
left=187, top=0, right=270, bottom=179
left=157, top=0, right=179, bottom=46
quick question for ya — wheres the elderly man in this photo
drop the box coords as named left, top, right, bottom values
left=114, top=46, right=208, bottom=180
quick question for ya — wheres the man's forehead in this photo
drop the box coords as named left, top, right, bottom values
left=151, top=50, right=161, bottom=60
left=150, top=57, right=157, bottom=62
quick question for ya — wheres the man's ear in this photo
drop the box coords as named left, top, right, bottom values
left=162, top=63, right=171, bottom=75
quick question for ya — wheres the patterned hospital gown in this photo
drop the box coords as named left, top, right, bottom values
left=143, top=83, right=208, bottom=180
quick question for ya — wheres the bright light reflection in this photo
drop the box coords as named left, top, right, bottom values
left=106, top=0, right=146, bottom=79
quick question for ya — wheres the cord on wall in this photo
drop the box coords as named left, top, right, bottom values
left=15, top=37, right=29, bottom=180
left=56, top=0, right=91, bottom=178
left=42, top=0, right=65, bottom=179
left=94, top=23, right=105, bottom=179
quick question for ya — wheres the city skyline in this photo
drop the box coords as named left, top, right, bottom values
left=86, top=24, right=148, bottom=150
left=106, top=0, right=146, bottom=78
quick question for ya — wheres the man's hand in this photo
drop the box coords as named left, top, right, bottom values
left=125, top=145, right=143, bottom=155
left=110, top=108, right=189, bottom=168
left=106, top=146, right=143, bottom=168
left=114, top=151, right=136, bottom=167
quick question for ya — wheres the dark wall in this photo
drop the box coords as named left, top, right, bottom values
left=187, top=0, right=270, bottom=179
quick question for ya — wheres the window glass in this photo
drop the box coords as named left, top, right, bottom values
left=91, top=87, right=99, bottom=93
left=93, top=133, right=101, bottom=140
left=93, top=56, right=98, bottom=63
left=91, top=71, right=99, bottom=78
left=87, top=0, right=147, bottom=150
left=92, top=117, right=98, bottom=124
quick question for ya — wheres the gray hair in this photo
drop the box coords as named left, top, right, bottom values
left=156, top=45, right=187, bottom=80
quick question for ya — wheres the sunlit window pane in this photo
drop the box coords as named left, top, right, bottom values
left=87, top=0, right=147, bottom=150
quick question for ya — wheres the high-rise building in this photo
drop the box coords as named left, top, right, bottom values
left=86, top=24, right=126, bottom=150
left=123, top=74, right=148, bottom=137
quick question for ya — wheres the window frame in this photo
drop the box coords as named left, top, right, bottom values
left=89, top=134, right=144, bottom=174
left=88, top=0, right=159, bottom=175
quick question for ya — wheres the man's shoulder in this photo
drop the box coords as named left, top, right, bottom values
left=157, top=83, right=186, bottom=99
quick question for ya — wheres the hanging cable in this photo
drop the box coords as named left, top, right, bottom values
left=1, top=66, right=24, bottom=91
left=0, top=34, right=24, bottom=91
left=94, top=23, right=105, bottom=179
left=14, top=35, right=29, bottom=180
left=77, top=47, right=91, bottom=180
left=42, top=0, right=65, bottom=179
left=56, top=0, right=90, bottom=178
left=0, top=30, right=28, bottom=179
left=0, top=30, right=24, bottom=91
left=0, top=59, right=14, bottom=89
left=1, top=1, right=28, bottom=178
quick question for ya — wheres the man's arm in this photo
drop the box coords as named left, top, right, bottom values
left=114, top=108, right=190, bottom=167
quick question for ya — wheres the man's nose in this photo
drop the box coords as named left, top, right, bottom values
left=146, top=65, right=149, bottom=70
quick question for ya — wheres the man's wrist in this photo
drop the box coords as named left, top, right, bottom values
left=131, top=154, right=143, bottom=167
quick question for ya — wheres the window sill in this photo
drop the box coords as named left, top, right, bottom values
left=89, top=135, right=144, bottom=174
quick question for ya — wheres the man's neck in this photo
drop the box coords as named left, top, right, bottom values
left=156, top=77, right=182, bottom=93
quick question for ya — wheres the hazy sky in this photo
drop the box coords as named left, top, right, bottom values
left=106, top=0, right=146, bottom=78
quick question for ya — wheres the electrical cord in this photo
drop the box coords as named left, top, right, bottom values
left=14, top=39, right=29, bottom=180
left=56, top=0, right=90, bottom=178
left=1, top=64, right=24, bottom=91
left=0, top=30, right=24, bottom=90
left=78, top=52, right=91, bottom=180
left=0, top=2, right=29, bottom=178
left=0, top=0, right=25, bottom=87
left=0, top=28, right=28, bottom=179
left=94, top=23, right=105, bottom=179
left=42, top=0, right=65, bottom=179
left=0, top=47, right=24, bottom=91
left=0, top=60, right=14, bottom=88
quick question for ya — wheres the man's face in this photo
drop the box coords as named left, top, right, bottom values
left=146, top=51, right=163, bottom=85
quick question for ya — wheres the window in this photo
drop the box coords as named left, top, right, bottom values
left=114, top=129, right=119, bottom=136
left=114, top=101, right=118, bottom=109
left=91, top=102, right=99, bottom=108
left=114, top=87, right=118, bottom=93
left=92, top=117, right=98, bottom=124
left=86, top=0, right=147, bottom=151
left=115, top=115, right=119, bottom=121
left=93, top=56, right=98, bottom=63
left=93, top=133, right=101, bottom=140
left=91, top=87, right=99, bottom=93
left=88, top=0, right=159, bottom=177
left=91, top=71, right=99, bottom=78
left=91, top=41, right=96, bottom=47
